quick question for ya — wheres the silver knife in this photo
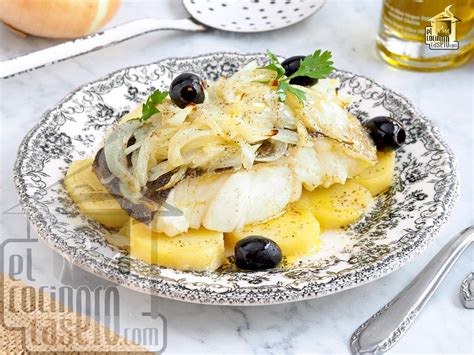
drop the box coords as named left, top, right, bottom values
left=351, top=225, right=474, bottom=354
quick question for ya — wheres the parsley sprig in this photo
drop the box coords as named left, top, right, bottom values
left=134, top=89, right=169, bottom=122
left=259, top=49, right=334, bottom=103
left=260, top=51, right=285, bottom=81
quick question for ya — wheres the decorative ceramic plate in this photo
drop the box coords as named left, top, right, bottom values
left=14, top=53, right=458, bottom=305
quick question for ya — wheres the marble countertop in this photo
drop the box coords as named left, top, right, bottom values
left=1, top=0, right=472, bottom=353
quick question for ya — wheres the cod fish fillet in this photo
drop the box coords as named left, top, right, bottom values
left=151, top=135, right=374, bottom=236
left=94, top=118, right=376, bottom=237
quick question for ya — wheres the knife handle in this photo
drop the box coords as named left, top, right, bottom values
left=351, top=225, right=474, bottom=355
left=0, top=18, right=206, bottom=79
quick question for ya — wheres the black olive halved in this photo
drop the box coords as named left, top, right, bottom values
left=169, top=73, right=205, bottom=108
left=364, top=116, right=406, bottom=151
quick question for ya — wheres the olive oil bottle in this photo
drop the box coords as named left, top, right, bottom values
left=377, top=0, right=473, bottom=71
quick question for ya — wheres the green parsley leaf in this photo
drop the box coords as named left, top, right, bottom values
left=149, top=89, right=169, bottom=105
left=134, top=89, right=169, bottom=122
left=276, top=81, right=306, bottom=103
left=258, top=49, right=334, bottom=104
left=286, top=83, right=306, bottom=103
left=139, top=103, right=159, bottom=122
left=287, top=49, right=334, bottom=80
left=259, top=50, right=285, bottom=80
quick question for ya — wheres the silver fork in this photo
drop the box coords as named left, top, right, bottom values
left=351, top=225, right=473, bottom=354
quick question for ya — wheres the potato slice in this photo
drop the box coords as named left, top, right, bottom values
left=64, top=159, right=129, bottom=229
left=124, top=219, right=226, bottom=271
left=225, top=204, right=321, bottom=257
left=352, top=151, right=395, bottom=196
left=297, top=181, right=373, bottom=230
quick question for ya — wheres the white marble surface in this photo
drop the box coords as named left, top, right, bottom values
left=1, top=0, right=473, bottom=353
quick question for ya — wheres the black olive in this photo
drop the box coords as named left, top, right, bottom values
left=169, top=73, right=205, bottom=108
left=282, top=55, right=318, bottom=87
left=364, top=116, right=406, bottom=151
left=235, top=236, right=282, bottom=270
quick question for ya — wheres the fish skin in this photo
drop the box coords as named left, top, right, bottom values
left=93, top=148, right=200, bottom=226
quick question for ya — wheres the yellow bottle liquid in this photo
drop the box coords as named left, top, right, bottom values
left=377, top=0, right=474, bottom=71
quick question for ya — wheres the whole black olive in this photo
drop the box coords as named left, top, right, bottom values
left=282, top=55, right=318, bottom=87
left=169, top=73, right=205, bottom=108
left=235, top=236, right=282, bottom=270
left=364, top=116, right=406, bottom=151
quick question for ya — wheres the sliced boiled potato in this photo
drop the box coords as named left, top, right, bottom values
left=124, top=218, right=226, bottom=271
left=225, top=204, right=321, bottom=257
left=64, top=158, right=129, bottom=229
left=352, top=151, right=395, bottom=196
left=297, top=181, right=373, bottom=230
